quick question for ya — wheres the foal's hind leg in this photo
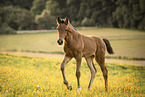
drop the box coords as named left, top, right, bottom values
left=60, top=55, right=72, bottom=90
left=85, top=56, right=97, bottom=89
left=95, top=52, right=108, bottom=91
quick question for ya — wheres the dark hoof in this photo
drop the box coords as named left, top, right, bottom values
left=105, top=87, right=108, bottom=92
left=67, top=86, right=72, bottom=91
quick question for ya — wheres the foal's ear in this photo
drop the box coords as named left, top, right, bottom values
left=57, top=16, right=61, bottom=24
left=64, top=17, right=69, bottom=25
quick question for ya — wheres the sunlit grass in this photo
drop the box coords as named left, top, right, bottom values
left=0, top=54, right=144, bottom=96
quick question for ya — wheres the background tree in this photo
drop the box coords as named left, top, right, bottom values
left=1, top=0, right=145, bottom=34
left=0, top=0, right=34, bottom=10
left=31, top=0, right=47, bottom=15
left=16, top=9, right=36, bottom=30
left=35, top=10, right=55, bottom=29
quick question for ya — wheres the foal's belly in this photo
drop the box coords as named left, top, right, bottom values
left=82, top=47, right=96, bottom=57
left=82, top=36, right=97, bottom=57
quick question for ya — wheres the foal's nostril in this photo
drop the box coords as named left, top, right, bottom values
left=57, top=39, right=63, bottom=45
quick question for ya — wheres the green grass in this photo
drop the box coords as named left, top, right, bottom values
left=0, top=54, right=145, bottom=97
left=0, top=32, right=61, bottom=53
left=0, top=28, right=145, bottom=59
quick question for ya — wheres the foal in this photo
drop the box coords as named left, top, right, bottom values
left=56, top=17, right=114, bottom=91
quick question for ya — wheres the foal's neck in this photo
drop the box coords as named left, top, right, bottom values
left=67, top=24, right=78, bottom=33
left=65, top=23, right=80, bottom=43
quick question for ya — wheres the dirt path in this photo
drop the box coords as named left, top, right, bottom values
left=1, top=52, right=145, bottom=66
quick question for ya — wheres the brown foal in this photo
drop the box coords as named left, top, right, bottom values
left=56, top=16, right=114, bottom=91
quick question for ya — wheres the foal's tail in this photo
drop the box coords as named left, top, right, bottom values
left=103, top=38, right=114, bottom=54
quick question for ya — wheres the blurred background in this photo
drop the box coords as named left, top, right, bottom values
left=0, top=0, right=145, bottom=62
left=0, top=0, right=145, bottom=34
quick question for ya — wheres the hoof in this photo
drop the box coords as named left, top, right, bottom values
left=77, top=87, right=81, bottom=93
left=105, top=87, right=108, bottom=92
left=67, top=86, right=72, bottom=91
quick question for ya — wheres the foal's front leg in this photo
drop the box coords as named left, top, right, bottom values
left=60, top=55, right=72, bottom=90
left=75, top=55, right=82, bottom=92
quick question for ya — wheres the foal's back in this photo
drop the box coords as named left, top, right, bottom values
left=81, top=34, right=105, bottom=57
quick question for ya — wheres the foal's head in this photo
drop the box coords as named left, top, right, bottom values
left=56, top=16, right=69, bottom=45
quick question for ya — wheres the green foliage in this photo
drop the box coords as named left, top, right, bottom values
left=138, top=17, right=145, bottom=30
left=35, top=10, right=55, bottom=29
left=30, top=0, right=47, bottom=15
left=0, top=23, right=16, bottom=34
left=1, top=6, right=19, bottom=30
left=0, top=7, right=16, bottom=34
left=0, top=6, right=36, bottom=33
left=81, top=17, right=89, bottom=26
left=1, top=0, right=145, bottom=34
left=0, top=0, right=34, bottom=10
left=16, top=9, right=36, bottom=30
left=112, top=0, right=145, bottom=30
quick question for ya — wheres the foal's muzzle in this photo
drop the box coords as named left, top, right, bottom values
left=57, top=39, right=63, bottom=45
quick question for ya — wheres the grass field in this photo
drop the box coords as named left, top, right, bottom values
left=0, top=54, right=145, bottom=97
left=0, top=28, right=145, bottom=59
left=0, top=28, right=145, bottom=97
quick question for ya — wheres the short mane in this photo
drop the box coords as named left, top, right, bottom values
left=67, top=23, right=78, bottom=33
